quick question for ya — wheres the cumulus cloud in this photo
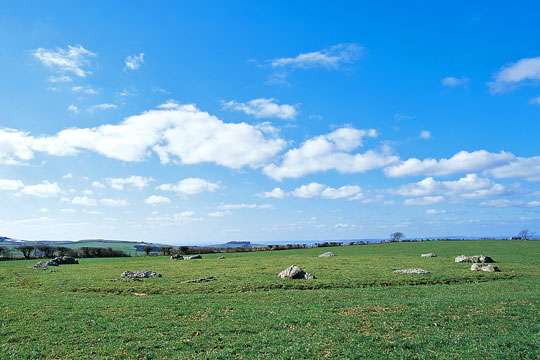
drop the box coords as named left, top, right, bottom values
left=393, top=174, right=505, bottom=200
left=100, top=198, right=129, bottom=207
left=256, top=187, right=286, bottom=199
left=107, top=176, right=154, bottom=190
left=156, top=178, right=220, bottom=196
left=92, top=181, right=105, bottom=189
left=530, top=96, right=540, bottom=105
left=219, top=203, right=273, bottom=210
left=270, top=43, right=363, bottom=70
left=124, top=53, right=144, bottom=71
left=384, top=150, right=515, bottom=178
left=222, top=98, right=298, bottom=120
left=426, top=209, right=446, bottom=215
left=145, top=195, right=171, bottom=205
left=32, top=45, right=95, bottom=77
left=67, top=105, right=79, bottom=114
left=479, top=199, right=523, bottom=207
left=0, top=103, right=286, bottom=169
left=291, top=182, right=362, bottom=200
left=71, top=196, right=97, bottom=206
left=62, top=173, right=73, bottom=179
left=208, top=211, right=232, bottom=217
left=420, top=130, right=431, bottom=139
left=72, top=86, right=98, bottom=94
left=442, top=76, right=469, bottom=87
left=263, top=127, right=396, bottom=180
left=486, top=156, right=540, bottom=182
left=404, top=196, right=445, bottom=206
left=489, top=56, right=540, bottom=93
left=147, top=211, right=203, bottom=226
left=19, top=181, right=62, bottom=198
left=0, top=179, right=24, bottom=191
left=48, top=75, right=72, bottom=83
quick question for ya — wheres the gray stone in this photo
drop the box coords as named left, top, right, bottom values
left=470, top=263, right=500, bottom=272
left=217, top=256, right=225, bottom=259
left=185, top=255, right=202, bottom=260
left=121, top=270, right=162, bottom=278
left=278, top=265, right=315, bottom=280
left=319, top=252, right=335, bottom=257
left=421, top=253, right=437, bottom=257
left=393, top=268, right=430, bottom=274
left=45, top=260, right=59, bottom=266
left=53, top=256, right=79, bottom=265
left=170, top=254, right=184, bottom=260
left=455, top=255, right=495, bottom=263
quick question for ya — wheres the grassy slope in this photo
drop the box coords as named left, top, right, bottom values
left=0, top=240, right=538, bottom=359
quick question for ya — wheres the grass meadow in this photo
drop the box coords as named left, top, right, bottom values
left=0, top=240, right=538, bottom=359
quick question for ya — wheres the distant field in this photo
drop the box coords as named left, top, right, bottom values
left=1, top=240, right=538, bottom=359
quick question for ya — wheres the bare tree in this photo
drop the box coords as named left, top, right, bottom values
left=390, top=232, right=405, bottom=242
left=517, top=229, right=536, bottom=240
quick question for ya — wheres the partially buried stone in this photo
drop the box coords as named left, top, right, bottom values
left=170, top=254, right=184, bottom=260
left=421, top=253, right=437, bottom=257
left=318, top=252, right=335, bottom=257
left=470, top=263, right=500, bottom=272
left=185, top=255, right=202, bottom=260
left=455, top=255, right=495, bottom=263
left=278, top=265, right=315, bottom=280
left=393, top=268, right=430, bottom=274
left=121, top=270, right=162, bottom=278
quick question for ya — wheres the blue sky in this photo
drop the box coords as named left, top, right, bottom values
left=0, top=1, right=539, bottom=244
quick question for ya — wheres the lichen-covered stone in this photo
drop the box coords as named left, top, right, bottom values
left=393, top=268, right=430, bottom=274
left=421, top=253, right=437, bottom=257
left=121, top=270, right=162, bottom=278
left=278, top=265, right=315, bottom=280
left=319, top=252, right=335, bottom=257
left=470, top=263, right=500, bottom=272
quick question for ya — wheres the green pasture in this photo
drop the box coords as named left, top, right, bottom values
left=0, top=240, right=538, bottom=359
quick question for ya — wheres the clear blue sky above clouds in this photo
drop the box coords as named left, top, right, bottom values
left=0, top=1, right=539, bottom=244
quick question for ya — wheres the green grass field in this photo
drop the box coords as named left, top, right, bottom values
left=1, top=240, right=538, bottom=359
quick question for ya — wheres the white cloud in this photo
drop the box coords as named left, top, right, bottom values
left=489, top=56, right=540, bottom=93
left=87, top=103, right=117, bottom=113
left=147, top=211, right=202, bottom=226
left=108, top=176, right=154, bottom=190
left=222, top=98, right=298, bottom=120
left=257, top=187, right=286, bottom=199
left=72, top=86, right=98, bottom=94
left=67, top=105, right=79, bottom=114
left=124, top=53, right=144, bottom=71
left=48, top=75, right=72, bottom=83
left=291, top=182, right=362, bottom=200
left=529, top=96, right=540, bottom=105
left=32, top=45, right=95, bottom=77
left=62, top=173, right=73, bottom=179
left=384, top=150, right=515, bottom=178
left=156, top=178, right=220, bottom=196
left=526, top=201, right=540, bottom=207
left=442, top=76, right=469, bottom=87
left=100, top=198, right=129, bottom=207
left=263, top=127, right=396, bottom=180
left=420, top=130, right=431, bottom=139
left=208, top=211, right=232, bottom=217
left=426, top=209, right=447, bottom=215
left=39, top=207, right=49, bottom=213
left=92, top=181, right=105, bottom=189
left=82, top=189, right=93, bottom=195
left=486, top=156, right=540, bottom=182
left=219, top=203, right=274, bottom=210
left=393, top=174, right=505, bottom=200
left=83, top=209, right=102, bottom=215
left=0, top=179, right=24, bottom=191
left=393, top=113, right=416, bottom=121
left=145, top=195, right=171, bottom=205
left=479, top=199, right=523, bottom=207
left=61, top=208, right=77, bottom=213
left=270, top=43, right=363, bottom=70
left=71, top=196, right=97, bottom=206
left=0, top=103, right=285, bottom=168
left=404, top=196, right=445, bottom=206
left=19, top=181, right=62, bottom=198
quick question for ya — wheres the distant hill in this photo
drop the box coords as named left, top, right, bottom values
left=207, top=241, right=265, bottom=249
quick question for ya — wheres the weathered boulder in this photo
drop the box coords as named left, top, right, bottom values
left=319, top=252, right=335, bottom=257
left=53, top=256, right=79, bottom=265
left=185, top=255, right=202, bottom=260
left=421, top=253, right=437, bottom=257
left=121, top=270, right=162, bottom=278
left=278, top=265, right=315, bottom=280
left=170, top=254, right=184, bottom=260
left=471, top=263, right=500, bottom=272
left=393, top=268, right=430, bottom=274
left=455, top=255, right=495, bottom=263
